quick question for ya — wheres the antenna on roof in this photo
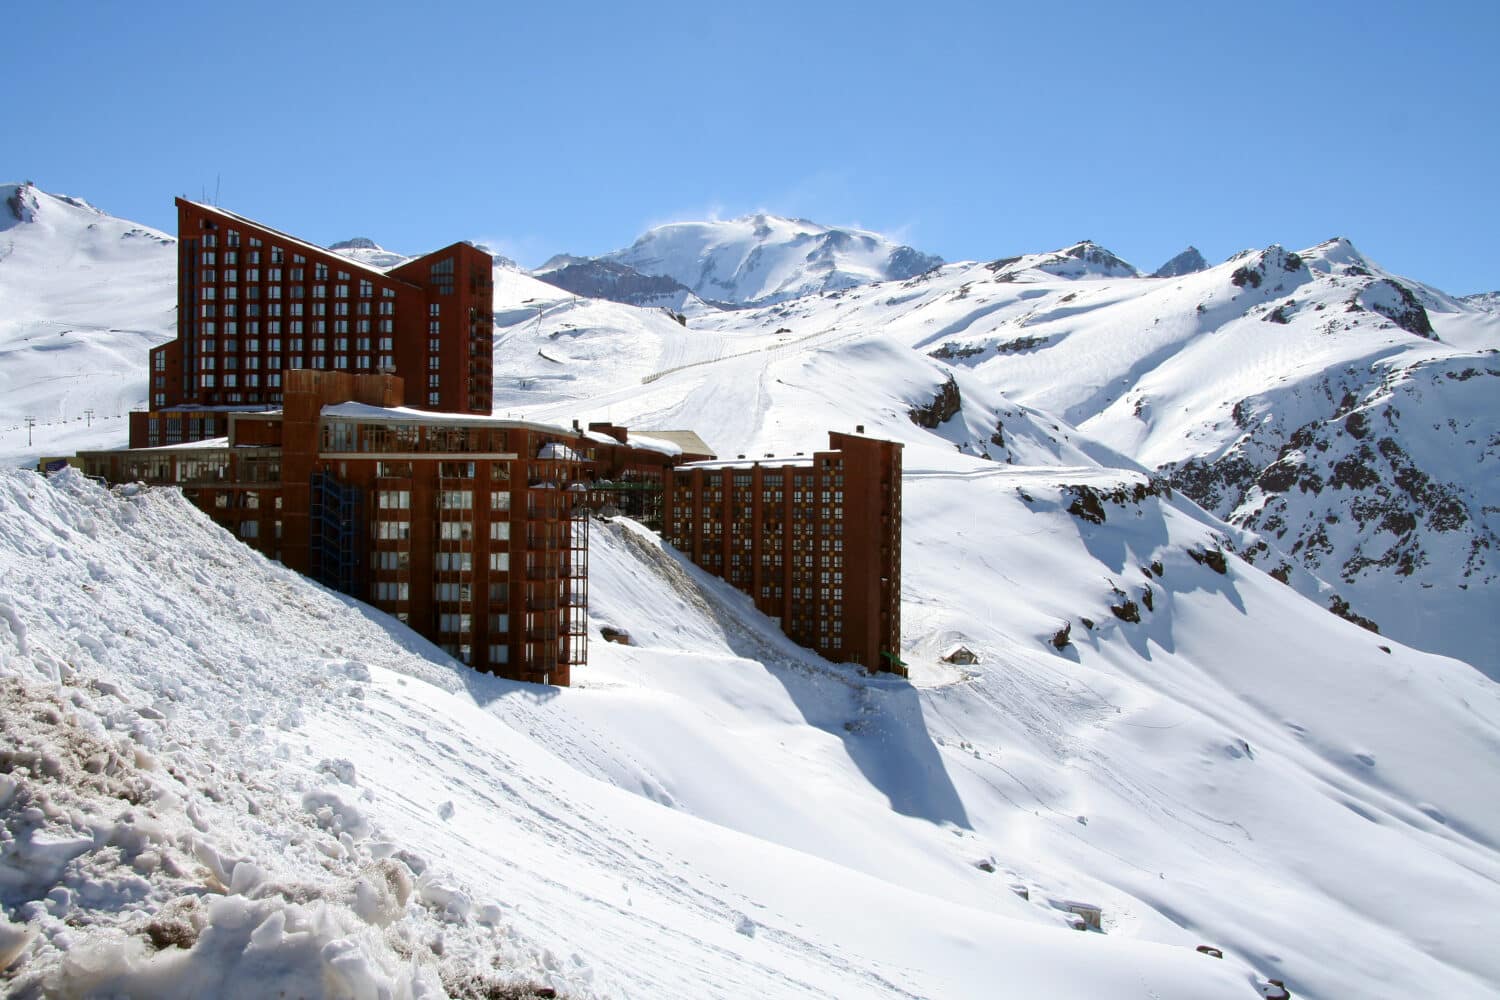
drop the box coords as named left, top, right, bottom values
left=214, top=174, right=221, bottom=206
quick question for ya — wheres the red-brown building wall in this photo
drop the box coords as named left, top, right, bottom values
left=661, top=433, right=904, bottom=675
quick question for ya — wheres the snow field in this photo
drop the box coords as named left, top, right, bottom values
left=0, top=469, right=1262, bottom=998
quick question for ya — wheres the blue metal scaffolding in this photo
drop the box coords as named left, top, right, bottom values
left=310, top=471, right=362, bottom=596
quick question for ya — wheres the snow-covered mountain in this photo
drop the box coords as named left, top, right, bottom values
left=541, top=213, right=943, bottom=309
left=530, top=258, right=705, bottom=313
left=1462, top=290, right=1500, bottom=311
left=328, top=237, right=411, bottom=270
left=1152, top=246, right=1208, bottom=278
left=0, top=183, right=174, bottom=464
left=675, top=236, right=1500, bottom=671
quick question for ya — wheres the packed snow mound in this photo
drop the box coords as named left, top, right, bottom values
left=595, top=212, right=942, bottom=308
left=0, top=183, right=175, bottom=466
left=1152, top=246, right=1208, bottom=278
left=0, top=469, right=585, bottom=998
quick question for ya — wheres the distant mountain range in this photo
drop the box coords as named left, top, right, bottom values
left=533, top=213, right=943, bottom=310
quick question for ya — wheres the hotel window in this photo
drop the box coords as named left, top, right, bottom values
left=337, top=271, right=349, bottom=281
left=427, top=375, right=440, bottom=388
left=436, top=553, right=472, bottom=573
left=314, top=262, right=328, bottom=280
left=490, top=491, right=510, bottom=511
left=379, top=301, right=394, bottom=315
left=335, top=285, right=349, bottom=299
left=435, top=583, right=472, bottom=603
left=225, top=287, right=238, bottom=300
left=334, top=355, right=348, bottom=368
left=201, top=234, right=216, bottom=247
left=428, top=392, right=440, bottom=406
left=268, top=268, right=282, bottom=282
left=245, top=269, right=259, bottom=282
left=376, top=521, right=410, bottom=541
left=226, top=230, right=240, bottom=247
left=201, top=269, right=217, bottom=283
left=439, top=521, right=472, bottom=541
left=439, top=490, right=473, bottom=510
left=489, top=521, right=510, bottom=541
left=374, top=551, right=409, bottom=571
left=490, top=613, right=509, bottom=633
left=202, top=287, right=216, bottom=301
left=489, top=552, right=509, bottom=572
left=378, top=489, right=411, bottom=509
left=428, top=356, right=440, bottom=370
left=359, top=280, right=373, bottom=298
left=376, top=581, right=410, bottom=601
left=201, top=251, right=216, bottom=265
left=313, top=285, right=326, bottom=299
left=379, top=319, right=393, bottom=334
left=378, top=355, right=394, bottom=369
left=200, top=304, right=215, bottom=318
left=270, top=247, right=284, bottom=264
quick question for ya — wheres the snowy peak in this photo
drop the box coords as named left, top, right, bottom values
left=985, top=240, right=1140, bottom=281
left=328, top=237, right=410, bottom=270
left=2, top=182, right=157, bottom=240
left=1151, top=246, right=1207, bottom=278
left=595, top=213, right=942, bottom=308
left=532, top=258, right=703, bottom=312
left=1460, top=290, right=1500, bottom=312
left=3, top=182, right=40, bottom=226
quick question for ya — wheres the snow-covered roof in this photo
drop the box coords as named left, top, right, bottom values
left=678, top=455, right=815, bottom=471
left=321, top=402, right=572, bottom=436
left=637, top=429, right=714, bottom=457
left=625, top=433, right=682, bottom=457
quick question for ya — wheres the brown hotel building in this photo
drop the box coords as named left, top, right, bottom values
left=70, top=200, right=904, bottom=685
left=133, top=199, right=493, bottom=447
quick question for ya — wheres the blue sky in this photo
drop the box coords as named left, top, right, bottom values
left=9, top=1, right=1498, bottom=291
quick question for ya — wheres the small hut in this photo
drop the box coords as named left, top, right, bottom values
left=941, top=644, right=980, bottom=666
